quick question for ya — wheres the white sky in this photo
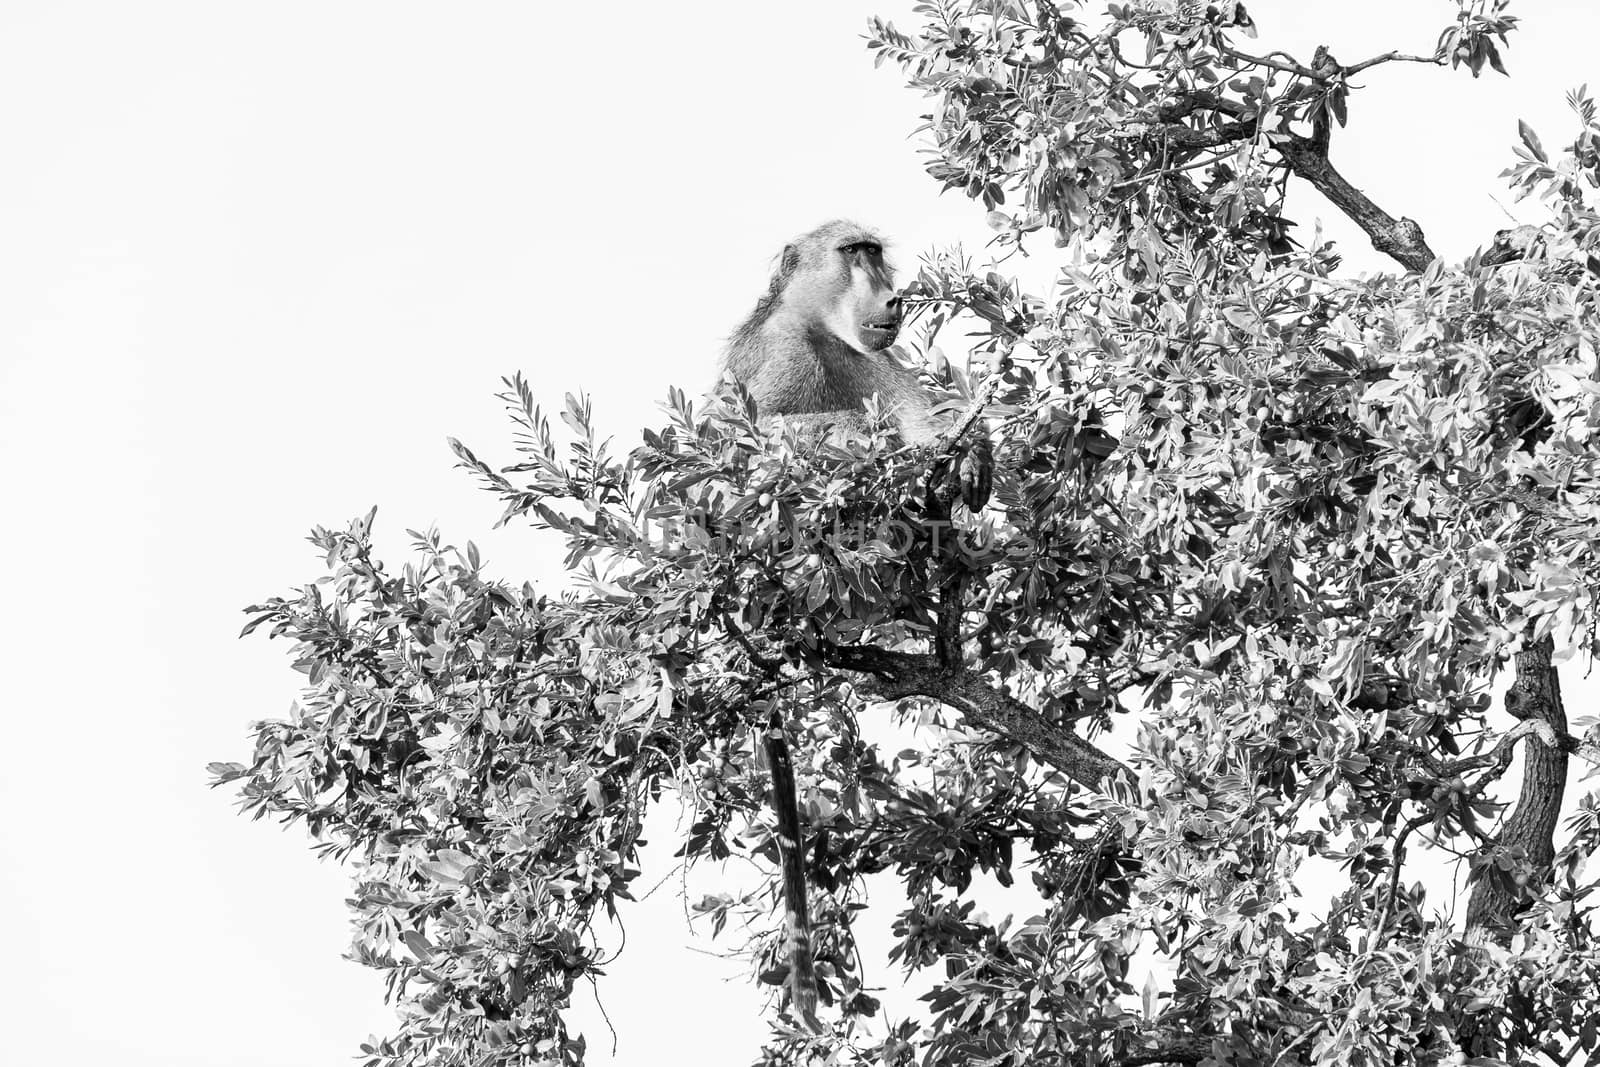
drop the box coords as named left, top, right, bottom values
left=3, top=2, right=1600, bottom=1064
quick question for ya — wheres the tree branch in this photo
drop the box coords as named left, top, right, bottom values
left=1142, top=90, right=1439, bottom=272
left=1222, top=45, right=1442, bottom=82
left=927, top=378, right=999, bottom=666
left=1152, top=118, right=1259, bottom=152
left=1392, top=715, right=1595, bottom=785
left=1449, top=716, right=1600, bottom=775
left=1118, top=1035, right=1208, bottom=1065
left=1220, top=45, right=1325, bottom=80
left=1343, top=50, right=1445, bottom=77
left=1154, top=90, right=1250, bottom=122
left=1458, top=636, right=1571, bottom=1058
left=1376, top=810, right=1433, bottom=934
left=721, top=608, right=783, bottom=676
left=761, top=704, right=822, bottom=1034
left=1278, top=134, right=1436, bottom=272
left=934, top=567, right=965, bottom=667
left=1462, top=638, right=1570, bottom=938
left=935, top=374, right=1000, bottom=457
left=823, top=646, right=1131, bottom=790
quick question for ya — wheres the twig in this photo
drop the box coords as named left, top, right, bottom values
left=1220, top=45, right=1325, bottom=80
left=586, top=973, right=620, bottom=1056
left=636, top=860, right=686, bottom=903
left=1344, top=50, right=1444, bottom=77
left=1113, top=151, right=1236, bottom=191
left=1375, top=811, right=1433, bottom=934
left=719, top=608, right=782, bottom=676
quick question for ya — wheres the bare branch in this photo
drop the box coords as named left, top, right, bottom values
left=1344, top=50, right=1445, bottom=77
left=1278, top=134, right=1437, bottom=272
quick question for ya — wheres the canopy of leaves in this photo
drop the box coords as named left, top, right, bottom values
left=216, top=3, right=1600, bottom=1065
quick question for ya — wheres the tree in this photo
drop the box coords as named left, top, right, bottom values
left=213, top=2, right=1600, bottom=1064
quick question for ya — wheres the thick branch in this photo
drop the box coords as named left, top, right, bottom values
left=1144, top=95, right=1438, bottom=273
left=927, top=381, right=998, bottom=665
left=1457, top=636, right=1570, bottom=1058
left=1462, top=637, right=1570, bottom=941
left=1154, top=90, right=1250, bottom=122
left=1118, top=1035, right=1208, bottom=1065
left=933, top=566, right=964, bottom=667
left=1278, top=134, right=1436, bottom=272
left=1398, top=716, right=1597, bottom=783
left=824, top=646, right=1130, bottom=790
left=1154, top=118, right=1259, bottom=153
left=761, top=705, right=822, bottom=1033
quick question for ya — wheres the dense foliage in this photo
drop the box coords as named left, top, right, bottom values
left=216, top=2, right=1600, bottom=1064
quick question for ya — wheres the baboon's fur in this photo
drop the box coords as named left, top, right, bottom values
left=720, top=219, right=945, bottom=446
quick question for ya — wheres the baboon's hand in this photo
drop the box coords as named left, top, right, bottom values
left=959, top=437, right=993, bottom=512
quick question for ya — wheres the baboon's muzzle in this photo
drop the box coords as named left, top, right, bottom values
left=862, top=296, right=902, bottom=347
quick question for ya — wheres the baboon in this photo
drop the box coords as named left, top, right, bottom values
left=720, top=221, right=994, bottom=1033
left=719, top=219, right=991, bottom=509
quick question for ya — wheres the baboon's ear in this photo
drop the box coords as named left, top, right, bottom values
left=770, top=244, right=801, bottom=296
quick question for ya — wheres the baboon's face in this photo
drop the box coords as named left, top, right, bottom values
left=788, top=230, right=902, bottom=354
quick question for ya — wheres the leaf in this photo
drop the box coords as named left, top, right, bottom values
left=418, top=862, right=464, bottom=887
left=561, top=392, right=589, bottom=435
left=206, top=762, right=247, bottom=782
left=1518, top=119, right=1547, bottom=162
left=1486, top=40, right=1508, bottom=77
left=402, top=930, right=435, bottom=962
left=419, top=848, right=475, bottom=886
